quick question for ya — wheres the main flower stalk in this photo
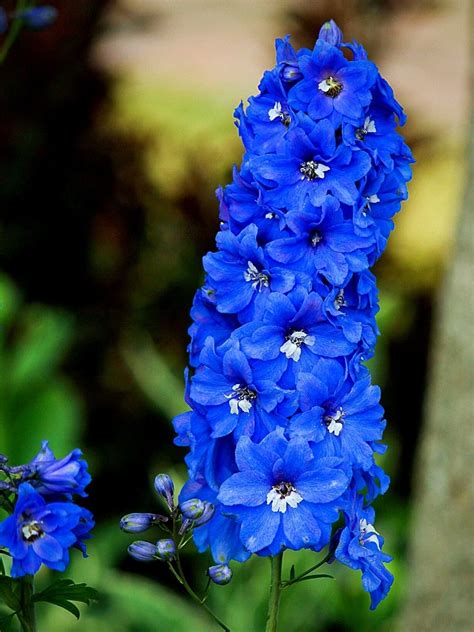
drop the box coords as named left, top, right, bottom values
left=265, top=554, right=283, bottom=632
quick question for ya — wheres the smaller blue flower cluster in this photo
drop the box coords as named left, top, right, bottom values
left=174, top=20, right=412, bottom=609
left=0, top=442, right=94, bottom=578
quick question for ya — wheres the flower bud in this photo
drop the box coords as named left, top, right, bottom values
left=156, top=538, right=176, bottom=561
left=180, top=498, right=205, bottom=520
left=120, top=512, right=167, bottom=533
left=318, top=20, right=343, bottom=47
left=128, top=540, right=157, bottom=562
left=154, top=473, right=174, bottom=509
left=17, top=6, right=58, bottom=30
left=193, top=502, right=215, bottom=527
left=207, top=564, right=232, bottom=585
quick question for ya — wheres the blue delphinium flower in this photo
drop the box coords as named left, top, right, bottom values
left=28, top=440, right=91, bottom=497
left=172, top=19, right=413, bottom=610
left=218, top=430, right=349, bottom=554
left=0, top=483, right=85, bottom=577
left=335, top=494, right=394, bottom=610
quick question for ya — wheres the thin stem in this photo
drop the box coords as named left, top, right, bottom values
left=282, top=553, right=331, bottom=589
left=0, top=0, right=30, bottom=64
left=169, top=517, right=231, bottom=631
left=17, top=575, right=37, bottom=632
left=265, top=552, right=283, bottom=632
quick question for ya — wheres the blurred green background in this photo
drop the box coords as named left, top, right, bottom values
left=0, top=0, right=470, bottom=630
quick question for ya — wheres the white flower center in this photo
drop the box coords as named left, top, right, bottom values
left=324, top=407, right=345, bottom=436
left=280, top=330, right=315, bottom=362
left=265, top=212, right=277, bottom=220
left=356, top=116, right=377, bottom=140
left=243, top=261, right=270, bottom=292
left=359, top=518, right=380, bottom=549
left=268, top=101, right=291, bottom=126
left=22, top=520, right=43, bottom=542
left=266, top=481, right=303, bottom=513
left=362, top=194, right=380, bottom=216
left=300, top=160, right=330, bottom=181
left=318, top=76, right=343, bottom=98
left=334, top=289, right=347, bottom=311
left=225, top=383, right=257, bottom=414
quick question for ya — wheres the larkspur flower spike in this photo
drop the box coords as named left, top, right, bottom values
left=171, top=20, right=412, bottom=609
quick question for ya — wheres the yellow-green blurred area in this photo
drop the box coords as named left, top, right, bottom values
left=0, top=0, right=470, bottom=630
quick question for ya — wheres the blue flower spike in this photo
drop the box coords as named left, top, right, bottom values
left=173, top=18, right=412, bottom=611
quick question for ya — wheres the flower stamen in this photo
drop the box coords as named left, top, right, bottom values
left=318, top=76, right=343, bottom=98
left=300, top=160, right=330, bottom=181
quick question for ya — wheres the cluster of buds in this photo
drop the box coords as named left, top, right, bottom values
left=120, top=474, right=232, bottom=585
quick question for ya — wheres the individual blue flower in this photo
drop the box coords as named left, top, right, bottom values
left=322, top=271, right=379, bottom=347
left=288, top=37, right=377, bottom=123
left=235, top=290, right=357, bottom=374
left=266, top=196, right=375, bottom=286
left=235, top=71, right=295, bottom=155
left=203, top=223, right=305, bottom=322
left=335, top=494, right=393, bottom=609
left=29, top=440, right=91, bottom=497
left=288, top=358, right=385, bottom=470
left=0, top=483, right=84, bottom=577
left=190, top=338, right=296, bottom=439
left=353, top=170, right=408, bottom=256
left=217, top=430, right=349, bottom=554
left=251, top=119, right=371, bottom=209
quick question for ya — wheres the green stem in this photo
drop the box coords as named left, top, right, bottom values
left=0, top=0, right=30, bottom=64
left=265, top=553, right=283, bottom=632
left=170, top=517, right=231, bottom=632
left=17, top=575, right=37, bottom=632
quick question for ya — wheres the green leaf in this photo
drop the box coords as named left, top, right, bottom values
left=0, top=611, right=16, bottom=631
left=293, top=573, right=334, bottom=584
left=8, top=307, right=74, bottom=392
left=32, top=579, right=98, bottom=620
left=0, top=577, right=21, bottom=612
left=289, top=565, right=296, bottom=581
left=38, top=598, right=81, bottom=620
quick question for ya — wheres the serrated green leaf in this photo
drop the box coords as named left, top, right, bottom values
left=33, top=578, right=98, bottom=621
left=33, top=579, right=98, bottom=606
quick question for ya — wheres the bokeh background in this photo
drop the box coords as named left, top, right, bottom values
left=0, top=0, right=471, bottom=630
